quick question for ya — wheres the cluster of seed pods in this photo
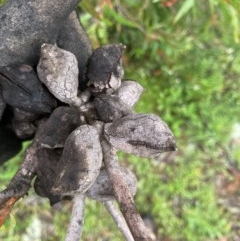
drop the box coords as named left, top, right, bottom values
left=0, top=43, right=176, bottom=239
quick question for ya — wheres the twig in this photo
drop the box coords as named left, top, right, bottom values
left=0, top=142, right=37, bottom=201
left=103, top=200, right=134, bottom=241
left=0, top=196, right=21, bottom=226
left=102, top=139, right=153, bottom=241
left=65, top=194, right=86, bottom=241
left=0, top=142, right=37, bottom=226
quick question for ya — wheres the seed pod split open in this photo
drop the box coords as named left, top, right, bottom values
left=104, top=113, right=177, bottom=157
left=51, top=125, right=103, bottom=196
left=37, top=44, right=80, bottom=105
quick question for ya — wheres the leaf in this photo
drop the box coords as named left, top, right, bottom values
left=228, top=4, right=239, bottom=43
left=79, top=0, right=101, bottom=20
left=174, top=0, right=195, bottom=23
left=103, top=6, right=138, bottom=28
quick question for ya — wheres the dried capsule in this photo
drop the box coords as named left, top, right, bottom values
left=36, top=106, right=81, bottom=148
left=51, top=125, right=102, bottom=196
left=86, top=167, right=137, bottom=201
left=87, top=44, right=125, bottom=93
left=37, top=44, right=80, bottom=105
left=104, top=113, right=177, bottom=157
left=0, top=65, right=56, bottom=114
left=12, top=108, right=39, bottom=139
left=115, top=80, right=144, bottom=108
left=93, top=94, right=131, bottom=123
left=34, top=148, right=63, bottom=206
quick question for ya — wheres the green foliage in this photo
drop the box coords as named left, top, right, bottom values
left=0, top=0, right=239, bottom=240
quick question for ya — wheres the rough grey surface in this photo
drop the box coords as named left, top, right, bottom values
left=115, top=80, right=144, bottom=108
left=104, top=113, right=177, bottom=157
left=37, top=44, right=79, bottom=105
left=52, top=125, right=103, bottom=196
left=93, top=94, right=131, bottom=123
left=0, top=0, right=80, bottom=68
left=57, top=11, right=92, bottom=89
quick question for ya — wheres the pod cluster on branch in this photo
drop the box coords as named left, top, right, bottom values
left=0, top=38, right=176, bottom=241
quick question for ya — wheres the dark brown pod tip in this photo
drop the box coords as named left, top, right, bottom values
left=87, top=44, right=125, bottom=93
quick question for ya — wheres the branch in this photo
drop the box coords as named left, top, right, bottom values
left=102, top=140, right=153, bottom=241
left=65, top=194, right=86, bottom=241
left=103, top=200, right=134, bottom=241
left=0, top=142, right=37, bottom=225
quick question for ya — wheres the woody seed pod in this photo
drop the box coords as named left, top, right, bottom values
left=12, top=108, right=39, bottom=139
left=87, top=44, right=125, bottom=93
left=86, top=167, right=137, bottom=201
left=104, top=113, right=177, bottom=157
left=34, top=148, right=63, bottom=206
left=115, top=80, right=144, bottom=108
left=51, top=125, right=102, bottom=196
left=93, top=94, right=131, bottom=123
left=36, top=106, right=81, bottom=148
left=0, top=65, right=56, bottom=114
left=37, top=44, right=80, bottom=105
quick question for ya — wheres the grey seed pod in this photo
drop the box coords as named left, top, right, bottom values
left=104, top=113, right=177, bottom=157
left=12, top=121, right=36, bottom=140
left=87, top=167, right=137, bottom=201
left=13, top=108, right=40, bottom=122
left=115, top=80, right=144, bottom=108
left=34, top=148, right=63, bottom=206
left=37, top=44, right=80, bottom=105
left=36, top=106, right=81, bottom=148
left=0, top=90, right=6, bottom=120
left=93, top=94, right=131, bottom=123
left=56, top=11, right=93, bottom=90
left=11, top=108, right=39, bottom=139
left=51, top=125, right=102, bottom=196
left=87, top=44, right=125, bottom=93
left=0, top=65, right=57, bottom=114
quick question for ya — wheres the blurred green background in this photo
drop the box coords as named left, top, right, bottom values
left=0, top=0, right=240, bottom=240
